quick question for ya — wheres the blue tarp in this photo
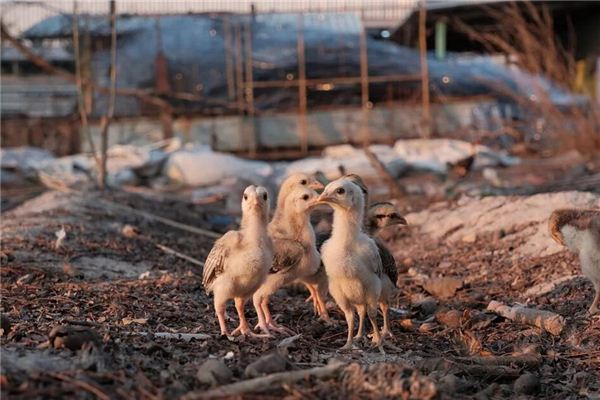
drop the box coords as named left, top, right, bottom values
left=22, top=13, right=586, bottom=118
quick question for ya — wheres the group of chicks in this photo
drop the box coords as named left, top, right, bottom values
left=202, top=173, right=406, bottom=349
left=202, top=171, right=600, bottom=350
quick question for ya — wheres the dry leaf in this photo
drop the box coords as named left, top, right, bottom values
left=122, top=317, right=148, bottom=325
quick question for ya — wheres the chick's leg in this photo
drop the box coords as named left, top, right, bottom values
left=231, top=297, right=269, bottom=338
left=589, top=283, right=600, bottom=315
left=262, top=298, right=296, bottom=335
left=304, top=284, right=319, bottom=314
left=354, top=305, right=365, bottom=340
left=340, top=307, right=355, bottom=350
left=368, top=306, right=383, bottom=349
left=214, top=298, right=229, bottom=336
left=380, top=302, right=394, bottom=338
left=315, top=283, right=331, bottom=322
left=252, top=293, right=272, bottom=336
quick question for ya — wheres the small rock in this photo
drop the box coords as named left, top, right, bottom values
left=400, top=319, right=415, bottom=331
left=121, top=224, right=139, bottom=238
left=244, top=352, right=289, bottom=378
left=196, top=359, right=232, bottom=385
left=49, top=325, right=100, bottom=351
left=402, top=257, right=414, bottom=268
left=513, top=372, right=539, bottom=395
left=1, top=314, right=12, bottom=336
left=414, top=297, right=438, bottom=316
left=435, top=309, right=462, bottom=329
left=437, top=261, right=452, bottom=269
left=419, top=322, right=437, bottom=333
left=438, top=374, right=461, bottom=393
left=17, top=273, right=35, bottom=286
left=461, top=233, right=477, bottom=243
left=422, top=277, right=463, bottom=300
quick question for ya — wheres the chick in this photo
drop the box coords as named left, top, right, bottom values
left=366, top=202, right=408, bottom=337
left=549, top=209, right=600, bottom=315
left=316, top=177, right=384, bottom=349
left=202, top=185, right=273, bottom=336
left=253, top=186, right=320, bottom=335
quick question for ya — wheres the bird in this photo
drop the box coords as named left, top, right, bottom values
left=365, top=201, right=408, bottom=337
left=271, top=173, right=330, bottom=322
left=253, top=185, right=321, bottom=335
left=311, top=175, right=407, bottom=335
left=202, top=185, right=273, bottom=337
left=548, top=208, right=600, bottom=315
left=315, top=177, right=384, bottom=349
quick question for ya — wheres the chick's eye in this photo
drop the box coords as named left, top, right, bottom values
left=302, top=194, right=309, bottom=201
left=243, top=194, right=248, bottom=201
left=263, top=193, right=268, bottom=201
left=336, top=187, right=345, bottom=195
left=300, top=179, right=307, bottom=185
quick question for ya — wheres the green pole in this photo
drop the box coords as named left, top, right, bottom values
left=435, top=19, right=447, bottom=60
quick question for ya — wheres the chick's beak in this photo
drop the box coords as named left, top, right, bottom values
left=309, top=180, right=325, bottom=191
left=315, top=192, right=337, bottom=206
left=395, top=215, right=408, bottom=225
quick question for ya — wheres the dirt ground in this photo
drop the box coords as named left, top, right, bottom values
left=1, top=155, right=600, bottom=399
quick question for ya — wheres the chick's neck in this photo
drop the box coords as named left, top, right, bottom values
left=241, top=209, right=268, bottom=244
left=330, top=207, right=363, bottom=245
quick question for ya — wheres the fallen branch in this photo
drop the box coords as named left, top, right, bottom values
left=135, top=332, right=211, bottom=342
left=487, top=301, right=566, bottom=336
left=47, top=372, right=111, bottom=400
left=155, top=244, right=205, bottom=267
left=524, top=275, right=579, bottom=298
left=416, top=358, right=520, bottom=378
left=37, top=180, right=221, bottom=240
left=453, top=353, right=542, bottom=368
left=182, top=361, right=345, bottom=399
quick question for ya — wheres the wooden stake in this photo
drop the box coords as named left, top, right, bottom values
left=297, top=14, right=308, bottom=155
left=418, top=0, right=431, bottom=138
left=98, top=0, right=117, bottom=189
left=72, top=1, right=98, bottom=166
left=359, top=24, right=370, bottom=147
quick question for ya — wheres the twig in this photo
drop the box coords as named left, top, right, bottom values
left=155, top=244, right=205, bottom=267
left=47, top=372, right=111, bottom=400
left=487, top=301, right=566, bottom=336
left=182, top=361, right=345, bottom=399
left=363, top=147, right=406, bottom=198
left=37, top=181, right=221, bottom=239
left=133, top=332, right=211, bottom=341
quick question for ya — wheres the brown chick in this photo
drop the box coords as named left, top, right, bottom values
left=202, top=185, right=273, bottom=337
left=365, top=202, right=408, bottom=337
left=549, top=208, right=600, bottom=315
left=253, top=186, right=320, bottom=335
left=270, top=173, right=329, bottom=323
left=316, top=177, right=384, bottom=350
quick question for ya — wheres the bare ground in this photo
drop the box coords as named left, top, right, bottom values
left=1, top=167, right=600, bottom=398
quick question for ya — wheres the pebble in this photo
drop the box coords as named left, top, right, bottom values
left=513, top=372, right=539, bottom=394
left=196, top=359, right=232, bottom=385
left=244, top=351, right=289, bottom=378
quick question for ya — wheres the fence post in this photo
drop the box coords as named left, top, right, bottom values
left=297, top=14, right=308, bottom=155
left=359, top=23, right=370, bottom=147
left=244, top=16, right=257, bottom=157
left=418, top=0, right=431, bottom=139
left=98, top=0, right=117, bottom=189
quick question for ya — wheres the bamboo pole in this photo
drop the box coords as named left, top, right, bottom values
left=98, top=0, right=117, bottom=189
left=418, top=0, right=431, bottom=139
left=243, top=18, right=257, bottom=157
left=234, top=23, right=244, bottom=113
left=223, top=15, right=235, bottom=100
left=297, top=14, right=308, bottom=155
left=72, top=1, right=99, bottom=166
left=359, top=24, right=370, bottom=147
